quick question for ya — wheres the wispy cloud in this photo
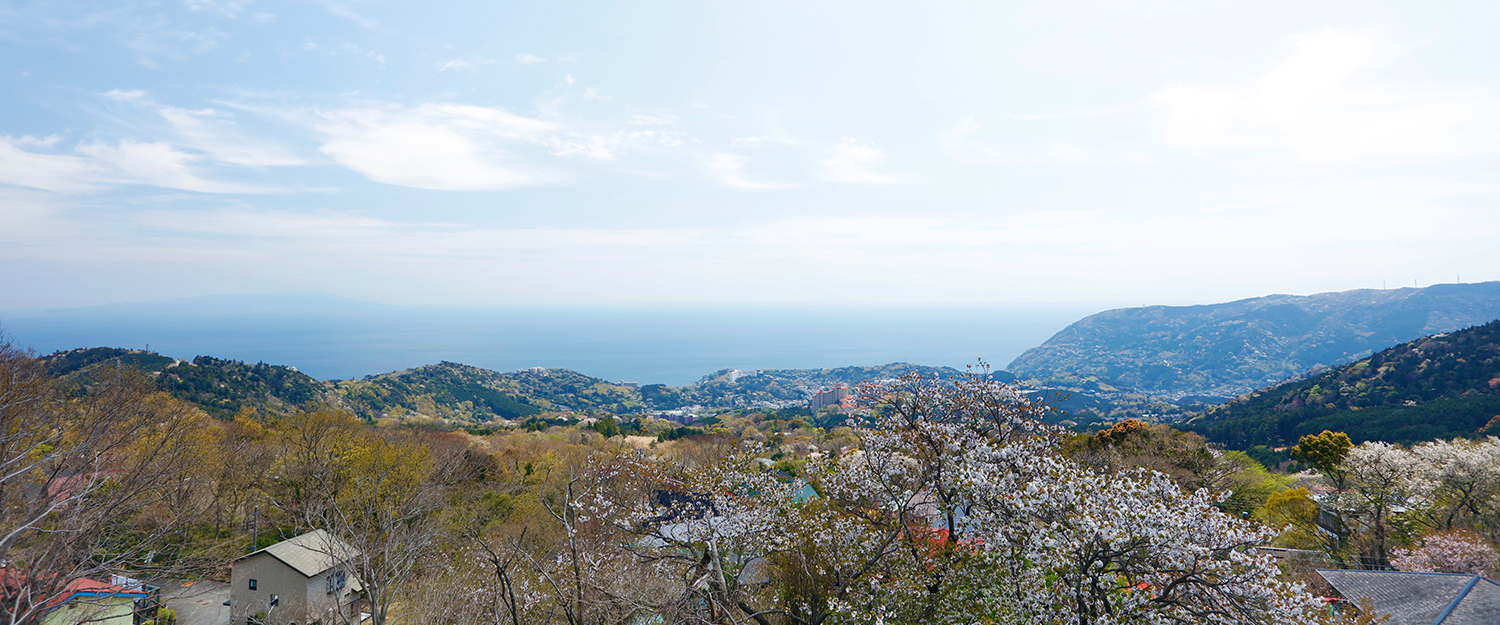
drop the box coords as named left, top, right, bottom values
left=102, top=90, right=307, bottom=167
left=313, top=0, right=380, bottom=30
left=702, top=153, right=789, bottom=190
left=309, top=103, right=690, bottom=190
left=183, top=0, right=250, bottom=18
left=818, top=138, right=916, bottom=184
left=0, top=135, right=278, bottom=194
left=629, top=114, right=676, bottom=126
left=314, top=104, right=567, bottom=191
left=515, top=53, right=546, bottom=65
left=1151, top=28, right=1500, bottom=164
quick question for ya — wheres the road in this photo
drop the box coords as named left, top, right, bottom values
left=161, top=580, right=230, bottom=625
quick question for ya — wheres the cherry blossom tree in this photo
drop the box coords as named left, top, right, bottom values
left=1335, top=442, right=1419, bottom=567
left=628, top=369, right=1319, bottom=625
left=1409, top=437, right=1500, bottom=537
left=1390, top=529, right=1499, bottom=575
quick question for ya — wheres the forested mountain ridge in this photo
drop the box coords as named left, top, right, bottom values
left=1007, top=282, right=1500, bottom=399
left=40, top=347, right=992, bottom=421
left=671, top=363, right=992, bottom=408
left=44, top=348, right=334, bottom=418
left=1189, top=319, right=1500, bottom=448
left=337, top=363, right=639, bottom=421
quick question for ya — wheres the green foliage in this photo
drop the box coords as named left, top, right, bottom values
left=1245, top=445, right=1290, bottom=469
left=593, top=417, right=620, bottom=438
left=656, top=426, right=703, bottom=441
left=1193, top=319, right=1500, bottom=448
left=155, top=607, right=177, bottom=625
left=43, top=347, right=175, bottom=376
left=1291, top=431, right=1353, bottom=476
left=41, top=348, right=324, bottom=418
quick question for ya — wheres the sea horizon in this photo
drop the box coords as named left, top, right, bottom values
left=0, top=296, right=1098, bottom=385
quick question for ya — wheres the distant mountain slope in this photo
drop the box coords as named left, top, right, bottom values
left=44, top=348, right=331, bottom=418
left=42, top=347, right=1005, bottom=422
left=337, top=363, right=639, bottom=421
left=1007, top=282, right=1500, bottom=398
left=1188, top=319, right=1500, bottom=448
left=676, top=363, right=1001, bottom=408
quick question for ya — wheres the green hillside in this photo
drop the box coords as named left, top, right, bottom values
left=45, top=348, right=330, bottom=418
left=336, top=363, right=639, bottom=421
left=684, top=363, right=994, bottom=408
left=42, top=347, right=1009, bottom=423
left=1188, top=319, right=1500, bottom=448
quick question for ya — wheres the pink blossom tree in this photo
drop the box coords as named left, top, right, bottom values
left=1391, top=529, right=1499, bottom=575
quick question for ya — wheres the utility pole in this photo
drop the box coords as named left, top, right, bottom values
left=251, top=505, right=259, bottom=554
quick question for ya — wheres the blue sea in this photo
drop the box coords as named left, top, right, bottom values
left=0, top=296, right=1097, bottom=385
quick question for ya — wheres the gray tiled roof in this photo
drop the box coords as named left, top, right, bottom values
left=1318, top=569, right=1500, bottom=625
left=237, top=530, right=362, bottom=579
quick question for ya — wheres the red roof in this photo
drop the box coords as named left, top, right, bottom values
left=0, top=569, right=145, bottom=614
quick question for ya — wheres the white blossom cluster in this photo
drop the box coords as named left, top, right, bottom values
left=1327, top=437, right=1500, bottom=570
left=628, top=371, right=1323, bottom=625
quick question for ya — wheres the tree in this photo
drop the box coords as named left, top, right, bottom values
left=1390, top=529, right=1498, bottom=575
left=301, top=429, right=445, bottom=625
left=1337, top=442, right=1418, bottom=567
left=592, top=417, right=620, bottom=438
left=1263, top=488, right=1336, bottom=552
left=1291, top=431, right=1353, bottom=490
left=628, top=369, right=1318, bottom=625
left=0, top=338, right=214, bottom=625
left=1409, top=437, right=1500, bottom=535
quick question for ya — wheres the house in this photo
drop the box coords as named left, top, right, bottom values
left=42, top=577, right=147, bottom=625
left=0, top=570, right=147, bottom=625
left=231, top=530, right=363, bottom=625
left=1317, top=569, right=1500, bottom=625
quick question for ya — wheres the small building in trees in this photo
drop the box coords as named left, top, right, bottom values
left=23, top=575, right=147, bottom=625
left=230, top=530, right=363, bottom=625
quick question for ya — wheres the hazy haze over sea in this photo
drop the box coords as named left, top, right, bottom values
left=0, top=294, right=1095, bottom=385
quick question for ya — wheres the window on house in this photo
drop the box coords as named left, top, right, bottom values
left=335, top=570, right=346, bottom=590
left=248, top=579, right=258, bottom=591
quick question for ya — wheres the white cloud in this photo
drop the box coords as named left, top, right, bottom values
left=0, top=136, right=105, bottom=193
left=1152, top=29, right=1500, bottom=164
left=103, top=90, right=306, bottom=167
left=702, top=153, right=788, bottom=190
left=818, top=138, right=915, bottom=184
left=629, top=114, right=676, bottom=126
left=515, top=53, right=546, bottom=65
left=78, top=140, right=271, bottom=193
left=315, top=105, right=564, bottom=191
left=184, top=0, right=250, bottom=18
left=313, top=0, right=379, bottom=30
left=438, top=58, right=469, bottom=72
left=0, top=135, right=275, bottom=194
left=308, top=102, right=692, bottom=189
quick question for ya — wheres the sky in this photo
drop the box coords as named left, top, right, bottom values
left=2, top=0, right=1498, bottom=309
